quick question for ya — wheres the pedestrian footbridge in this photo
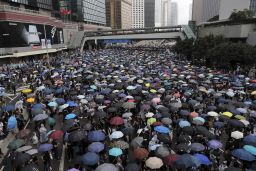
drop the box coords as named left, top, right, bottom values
left=67, top=25, right=196, bottom=52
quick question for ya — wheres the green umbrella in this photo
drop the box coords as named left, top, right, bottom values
left=47, top=117, right=56, bottom=126
left=8, top=139, right=25, bottom=150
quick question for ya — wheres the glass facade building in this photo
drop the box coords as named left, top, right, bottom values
left=6, top=0, right=52, bottom=10
left=144, top=0, right=155, bottom=27
left=250, top=0, right=256, bottom=15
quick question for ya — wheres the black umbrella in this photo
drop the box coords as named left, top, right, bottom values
left=15, top=152, right=31, bottom=166
left=21, top=164, right=39, bottom=171
left=68, top=130, right=85, bottom=142
left=178, top=135, right=191, bottom=143
left=157, top=134, right=171, bottom=144
left=182, top=126, right=195, bottom=135
left=176, top=143, right=190, bottom=153
left=228, top=119, right=245, bottom=128
left=125, top=163, right=140, bottom=171
left=195, top=126, right=216, bottom=139
left=121, top=127, right=135, bottom=137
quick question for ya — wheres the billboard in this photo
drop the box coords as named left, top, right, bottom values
left=0, top=21, right=64, bottom=48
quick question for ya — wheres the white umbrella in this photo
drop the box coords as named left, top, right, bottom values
left=231, top=131, right=244, bottom=139
left=146, top=157, right=163, bottom=169
left=80, top=99, right=88, bottom=104
left=110, top=131, right=124, bottom=139
left=226, top=91, right=235, bottom=97
left=59, top=104, right=69, bottom=110
left=122, top=112, right=133, bottom=118
left=207, top=111, right=218, bottom=117
left=145, top=112, right=154, bottom=118
left=77, top=95, right=85, bottom=99
left=16, top=145, right=32, bottom=152
left=25, top=149, right=38, bottom=155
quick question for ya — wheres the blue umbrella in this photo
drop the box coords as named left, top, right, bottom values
left=109, top=148, right=123, bottom=157
left=88, top=131, right=106, bottom=142
left=55, top=88, right=63, bottom=94
left=243, top=145, right=256, bottom=155
left=88, top=142, right=105, bottom=153
left=7, top=116, right=17, bottom=130
left=207, top=140, right=223, bottom=149
left=213, top=121, right=225, bottom=128
left=193, top=154, right=212, bottom=165
left=66, top=101, right=78, bottom=107
left=38, top=143, right=53, bottom=152
left=32, top=103, right=44, bottom=109
left=179, top=110, right=190, bottom=116
left=48, top=101, right=58, bottom=107
left=190, top=143, right=205, bottom=152
left=43, top=88, right=53, bottom=95
left=56, top=98, right=65, bottom=105
left=65, top=113, right=76, bottom=120
left=179, top=120, right=191, bottom=128
left=81, top=152, right=99, bottom=165
left=244, top=135, right=256, bottom=146
left=232, top=149, right=256, bottom=161
left=174, top=154, right=200, bottom=169
left=2, top=105, right=15, bottom=112
left=154, top=126, right=170, bottom=134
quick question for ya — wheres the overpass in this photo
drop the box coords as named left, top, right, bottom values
left=67, top=25, right=196, bottom=52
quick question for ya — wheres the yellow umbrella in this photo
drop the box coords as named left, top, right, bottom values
left=22, top=89, right=32, bottom=94
left=251, top=91, right=256, bottom=95
left=150, top=89, right=157, bottom=93
left=222, top=111, right=233, bottom=118
left=147, top=118, right=156, bottom=125
left=26, top=98, right=35, bottom=103
left=145, top=83, right=150, bottom=88
left=235, top=115, right=246, bottom=120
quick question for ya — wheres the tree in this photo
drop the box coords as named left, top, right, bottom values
left=229, top=9, right=254, bottom=21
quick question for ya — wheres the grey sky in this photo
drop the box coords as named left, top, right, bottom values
left=172, top=0, right=193, bottom=24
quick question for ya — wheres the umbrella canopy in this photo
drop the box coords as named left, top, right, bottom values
left=232, top=149, right=256, bottom=161
left=7, top=116, right=17, bottom=130
left=193, top=153, right=212, bottom=165
left=95, top=163, right=118, bottom=171
left=174, top=154, right=200, bottom=169
left=88, top=142, right=105, bottom=153
left=26, top=149, right=38, bottom=155
left=190, top=143, right=205, bottom=152
left=15, top=152, right=31, bottom=166
left=20, top=164, right=39, bottom=171
left=16, top=145, right=32, bottom=152
left=145, top=157, right=163, bottom=169
left=244, top=135, right=256, bottom=146
left=33, top=114, right=48, bottom=121
left=164, top=154, right=179, bottom=166
left=243, top=145, right=256, bottom=155
left=68, top=130, right=85, bottom=142
left=81, top=152, right=99, bottom=165
left=88, top=131, right=106, bottom=142
left=231, top=131, right=244, bottom=139
left=124, top=163, right=140, bottom=171
left=65, top=113, right=77, bottom=120
left=38, top=143, right=53, bottom=152
left=155, top=146, right=170, bottom=158
left=122, top=102, right=136, bottom=109
left=48, top=101, right=58, bottom=107
left=154, top=126, right=170, bottom=134
left=208, top=140, right=223, bottom=149
left=110, top=131, right=124, bottom=139
left=179, top=120, right=191, bottom=128
left=133, top=148, right=149, bottom=160
left=8, top=139, right=25, bottom=150
left=66, top=101, right=78, bottom=107
left=48, top=130, right=64, bottom=140
left=111, top=140, right=129, bottom=150
left=109, top=147, right=123, bottom=157
left=110, top=117, right=124, bottom=125
left=131, top=137, right=144, bottom=149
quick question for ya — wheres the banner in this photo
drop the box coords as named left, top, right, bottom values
left=59, top=0, right=71, bottom=15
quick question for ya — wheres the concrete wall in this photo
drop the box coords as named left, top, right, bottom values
left=247, top=32, right=256, bottom=45
left=219, top=0, right=250, bottom=20
left=198, top=24, right=256, bottom=38
left=63, top=23, right=79, bottom=44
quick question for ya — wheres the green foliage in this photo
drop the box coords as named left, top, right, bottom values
left=172, top=35, right=256, bottom=69
left=207, top=15, right=219, bottom=22
left=229, top=9, right=254, bottom=21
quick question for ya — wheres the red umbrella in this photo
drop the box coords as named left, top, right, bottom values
left=134, top=148, right=149, bottom=160
left=164, top=154, right=179, bottom=166
left=110, top=117, right=124, bottom=126
left=152, top=121, right=162, bottom=126
left=49, top=130, right=64, bottom=140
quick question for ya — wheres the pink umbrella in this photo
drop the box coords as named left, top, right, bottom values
left=152, top=97, right=161, bottom=104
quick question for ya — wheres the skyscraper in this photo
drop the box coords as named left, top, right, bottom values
left=189, top=3, right=193, bottom=20
left=170, top=2, right=178, bottom=26
left=161, top=0, right=172, bottom=26
left=250, top=0, right=256, bottom=14
left=132, top=0, right=144, bottom=28
left=144, top=0, right=155, bottom=27
left=192, top=0, right=220, bottom=24
left=106, top=0, right=132, bottom=29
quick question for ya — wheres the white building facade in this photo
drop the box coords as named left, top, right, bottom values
left=132, top=0, right=144, bottom=28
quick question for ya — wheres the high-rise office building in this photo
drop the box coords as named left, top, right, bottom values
left=161, top=0, right=172, bottom=26
left=170, top=2, right=178, bottom=26
left=189, top=3, right=193, bottom=20
left=144, top=0, right=155, bottom=27
left=106, top=0, right=132, bottom=29
left=132, top=0, right=144, bottom=28
left=250, top=0, right=256, bottom=14
left=192, top=0, right=220, bottom=24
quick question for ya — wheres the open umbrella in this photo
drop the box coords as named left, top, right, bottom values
left=38, top=143, right=53, bottom=152
left=15, top=152, right=31, bottom=166
left=8, top=139, right=25, bottom=150
left=231, top=131, right=244, bottom=139
left=110, top=117, right=124, bottom=126
left=33, top=114, right=48, bottom=121
left=48, top=130, right=64, bottom=140
left=88, top=131, right=106, bottom=142
left=48, top=101, right=58, bottom=107
left=26, top=149, right=38, bottom=155
left=124, top=163, right=140, bottom=171
left=193, top=153, right=212, bottom=165
left=3, top=105, right=15, bottom=112
left=66, top=101, right=78, bottom=107
left=96, top=163, right=118, bottom=171
left=88, top=142, right=105, bottom=153
left=68, top=130, right=85, bottom=142
left=207, top=140, right=223, bottom=149
left=81, top=152, right=99, bottom=165
left=232, top=149, right=256, bottom=161
left=146, top=157, right=163, bottom=169
left=243, top=145, right=256, bottom=155
left=65, top=113, right=77, bottom=120
left=244, top=135, right=256, bottom=146
left=154, top=126, right=170, bottom=134
left=164, top=154, right=179, bottom=166
left=7, top=116, right=17, bottom=130
left=155, top=146, right=170, bottom=158
left=16, top=145, right=32, bottom=152
left=190, top=143, right=205, bottom=152
left=174, top=154, right=200, bottom=169
left=109, top=148, right=123, bottom=157
left=111, top=140, right=129, bottom=150
left=122, top=102, right=136, bottom=109
left=110, top=131, right=124, bottom=139
left=133, top=148, right=149, bottom=160
left=179, top=120, right=191, bottom=128
left=131, top=137, right=144, bottom=149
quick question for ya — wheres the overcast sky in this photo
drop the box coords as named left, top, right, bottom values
left=172, top=0, right=193, bottom=24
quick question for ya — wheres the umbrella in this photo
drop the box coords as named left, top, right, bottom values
left=122, top=112, right=133, bottom=118
left=164, top=154, right=179, bottom=166
left=133, top=148, right=149, bottom=160
left=147, top=118, right=157, bottom=125
left=109, top=148, right=123, bottom=157
left=66, top=101, right=78, bottom=107
left=20, top=164, right=39, bottom=171
left=232, top=149, right=256, bottom=161
left=193, top=153, right=212, bottom=165
left=110, top=131, right=124, bottom=139
left=145, top=157, right=163, bottom=169
left=161, top=118, right=172, bottom=125
left=31, top=108, right=44, bottom=116
left=32, top=103, right=44, bottom=109
left=110, top=117, right=124, bottom=125
left=190, top=143, right=205, bottom=152
left=231, top=131, right=244, bottom=139
left=7, top=116, right=17, bottom=130
left=15, top=152, right=31, bottom=166
left=59, top=104, right=69, bottom=110
left=174, top=154, right=200, bottom=169
left=244, top=135, right=256, bottom=146
left=88, top=131, right=106, bottom=142
left=68, top=130, right=85, bottom=142
left=25, top=149, right=38, bottom=155
left=154, top=126, right=170, bottom=134
left=176, top=143, right=190, bottom=152
left=96, top=163, right=118, bottom=171
left=47, top=117, right=56, bottom=126
left=26, top=98, right=35, bottom=103
left=22, top=89, right=32, bottom=94
left=3, top=105, right=15, bottom=112
left=33, top=114, right=48, bottom=121
left=81, top=152, right=99, bottom=165
left=121, top=127, right=135, bottom=137
left=243, top=145, right=256, bottom=155
left=48, top=130, right=64, bottom=140
left=208, top=140, right=223, bottom=149
left=155, top=146, right=170, bottom=158
left=8, top=139, right=25, bottom=150
left=192, top=117, right=205, bottom=125
left=122, top=102, right=136, bottom=109
left=38, top=143, right=53, bottom=152
left=196, top=126, right=215, bottom=139
left=56, top=98, right=65, bottom=105
left=179, top=120, right=191, bottom=128
left=229, top=119, right=245, bottom=128
left=112, top=140, right=129, bottom=150
left=131, top=137, right=144, bottom=149
left=16, top=145, right=32, bottom=152
left=88, top=142, right=105, bottom=153
left=48, top=101, right=58, bottom=107
left=124, top=163, right=140, bottom=171
left=65, top=113, right=77, bottom=120
left=16, top=129, right=31, bottom=139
